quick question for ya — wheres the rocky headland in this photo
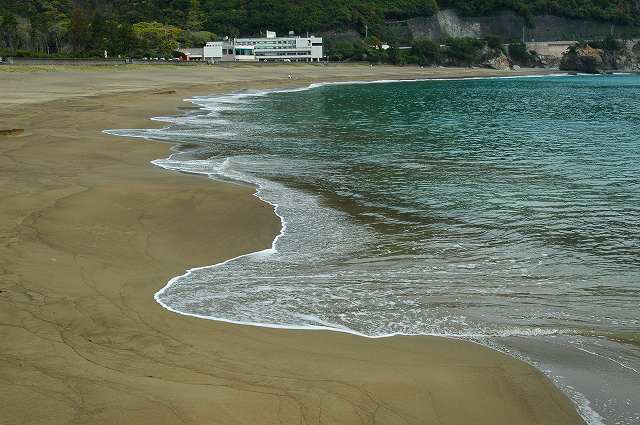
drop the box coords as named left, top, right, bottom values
left=560, top=40, right=640, bottom=73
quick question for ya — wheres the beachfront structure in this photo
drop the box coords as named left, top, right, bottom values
left=226, top=43, right=256, bottom=61
left=233, top=31, right=323, bottom=62
left=181, top=31, right=323, bottom=63
left=178, top=42, right=223, bottom=62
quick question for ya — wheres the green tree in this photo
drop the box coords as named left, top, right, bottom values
left=411, top=38, right=442, bottom=64
left=179, top=30, right=216, bottom=47
left=444, top=37, right=485, bottom=65
left=508, top=40, right=532, bottom=63
left=132, top=21, right=181, bottom=57
left=2, top=0, right=640, bottom=57
left=388, top=45, right=406, bottom=65
left=0, top=13, right=19, bottom=50
left=69, top=6, right=90, bottom=53
left=589, top=33, right=622, bottom=51
left=109, top=22, right=137, bottom=57
left=186, top=0, right=205, bottom=32
left=484, top=34, right=505, bottom=53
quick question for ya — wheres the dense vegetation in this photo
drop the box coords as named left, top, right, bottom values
left=329, top=34, right=531, bottom=67
left=0, top=0, right=639, bottom=58
left=444, top=0, right=639, bottom=26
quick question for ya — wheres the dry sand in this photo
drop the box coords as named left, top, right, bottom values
left=0, top=64, right=584, bottom=424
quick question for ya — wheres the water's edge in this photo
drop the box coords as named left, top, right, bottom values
left=117, top=72, right=575, bottom=337
left=151, top=73, right=586, bottom=337
left=104, top=73, right=612, bottom=425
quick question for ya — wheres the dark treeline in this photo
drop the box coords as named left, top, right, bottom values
left=328, top=34, right=540, bottom=66
left=1, top=0, right=639, bottom=58
left=443, top=0, right=640, bottom=26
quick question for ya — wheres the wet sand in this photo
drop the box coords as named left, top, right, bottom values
left=0, top=64, right=584, bottom=424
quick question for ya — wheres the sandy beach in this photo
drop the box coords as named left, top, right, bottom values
left=0, top=64, right=584, bottom=424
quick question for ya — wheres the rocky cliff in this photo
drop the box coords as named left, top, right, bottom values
left=399, top=9, right=640, bottom=43
left=560, top=41, right=640, bottom=73
left=559, top=45, right=606, bottom=73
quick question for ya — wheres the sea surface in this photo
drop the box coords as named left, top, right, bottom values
left=108, top=74, right=640, bottom=424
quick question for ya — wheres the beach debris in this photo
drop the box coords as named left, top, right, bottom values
left=152, top=90, right=177, bottom=95
left=0, top=129, right=25, bottom=137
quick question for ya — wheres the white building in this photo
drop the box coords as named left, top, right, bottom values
left=203, top=42, right=223, bottom=61
left=181, top=31, right=323, bottom=63
left=227, top=43, right=256, bottom=61
left=178, top=41, right=223, bottom=62
left=234, top=31, right=323, bottom=62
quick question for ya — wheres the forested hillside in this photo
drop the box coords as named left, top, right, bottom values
left=1, top=0, right=639, bottom=57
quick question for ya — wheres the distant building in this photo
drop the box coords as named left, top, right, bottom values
left=226, top=42, right=256, bottom=61
left=234, top=31, right=323, bottom=62
left=179, top=31, right=323, bottom=63
left=204, top=42, right=223, bottom=61
left=178, top=42, right=223, bottom=62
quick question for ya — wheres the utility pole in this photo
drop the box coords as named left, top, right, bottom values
left=365, top=24, right=368, bottom=39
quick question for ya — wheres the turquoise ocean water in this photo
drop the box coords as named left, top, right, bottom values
left=108, top=74, right=640, bottom=424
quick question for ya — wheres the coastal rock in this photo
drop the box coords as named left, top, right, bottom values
left=560, top=45, right=605, bottom=73
left=528, top=49, right=561, bottom=68
left=610, top=40, right=640, bottom=71
left=482, top=52, right=512, bottom=70
left=537, top=54, right=561, bottom=69
left=560, top=41, right=640, bottom=73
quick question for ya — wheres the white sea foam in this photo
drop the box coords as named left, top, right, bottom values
left=106, top=72, right=601, bottom=342
left=114, top=73, right=582, bottom=341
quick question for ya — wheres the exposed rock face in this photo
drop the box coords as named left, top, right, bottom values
left=534, top=53, right=561, bottom=68
left=510, top=48, right=558, bottom=69
left=560, top=45, right=605, bottom=73
left=560, top=42, right=640, bottom=73
left=406, top=9, right=640, bottom=43
left=610, top=40, right=640, bottom=71
left=483, top=52, right=512, bottom=70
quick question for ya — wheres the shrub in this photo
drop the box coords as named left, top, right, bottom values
left=444, top=37, right=485, bottom=65
left=326, top=37, right=366, bottom=61
left=411, top=38, right=442, bottom=65
left=484, top=34, right=505, bottom=53
left=589, top=34, right=622, bottom=51
left=508, top=41, right=533, bottom=63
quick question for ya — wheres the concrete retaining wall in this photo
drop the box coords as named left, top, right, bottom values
left=407, top=9, right=640, bottom=42
left=526, top=41, right=575, bottom=57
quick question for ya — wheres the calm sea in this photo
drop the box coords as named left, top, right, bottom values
left=108, top=74, right=640, bottom=424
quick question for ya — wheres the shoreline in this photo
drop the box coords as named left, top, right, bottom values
left=1, top=64, right=585, bottom=424
left=143, top=71, right=574, bottom=338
